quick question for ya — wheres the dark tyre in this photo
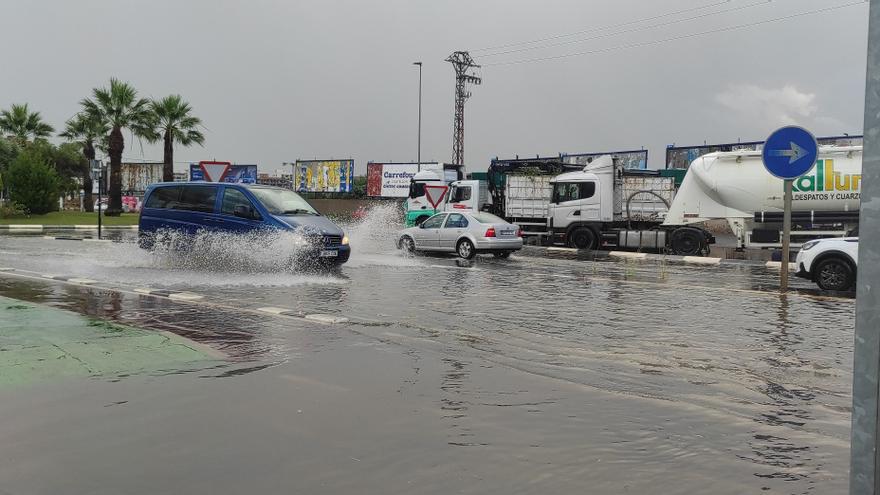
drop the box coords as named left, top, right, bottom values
left=670, top=228, right=705, bottom=256
left=414, top=215, right=430, bottom=226
left=493, top=251, right=511, bottom=259
left=399, top=236, right=415, bottom=253
left=568, top=228, right=597, bottom=250
left=456, top=239, right=476, bottom=260
left=815, top=257, right=855, bottom=291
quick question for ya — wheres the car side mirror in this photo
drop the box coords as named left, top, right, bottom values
left=419, top=222, right=427, bottom=229
left=234, top=205, right=257, bottom=220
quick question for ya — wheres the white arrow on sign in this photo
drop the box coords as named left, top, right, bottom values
left=770, top=141, right=809, bottom=164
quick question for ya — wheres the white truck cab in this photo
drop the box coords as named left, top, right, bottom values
left=444, top=180, right=491, bottom=213
left=405, top=170, right=445, bottom=226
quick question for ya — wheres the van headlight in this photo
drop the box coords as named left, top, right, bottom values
left=801, top=240, right=820, bottom=251
left=342, top=235, right=349, bottom=245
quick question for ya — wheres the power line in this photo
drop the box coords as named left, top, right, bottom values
left=483, top=1, right=866, bottom=67
left=478, top=0, right=773, bottom=58
left=471, top=0, right=733, bottom=53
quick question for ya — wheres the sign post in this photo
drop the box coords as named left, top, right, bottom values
left=90, top=160, right=105, bottom=240
left=761, top=126, right=819, bottom=291
left=851, top=1, right=880, bottom=492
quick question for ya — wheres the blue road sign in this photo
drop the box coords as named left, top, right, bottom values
left=762, top=126, right=819, bottom=180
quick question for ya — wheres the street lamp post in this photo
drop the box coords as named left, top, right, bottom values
left=413, top=61, right=422, bottom=165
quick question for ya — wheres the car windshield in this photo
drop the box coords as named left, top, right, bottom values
left=249, top=188, right=318, bottom=215
left=471, top=212, right=507, bottom=224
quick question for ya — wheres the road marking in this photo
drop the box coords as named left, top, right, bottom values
left=67, top=278, right=98, bottom=285
left=766, top=261, right=798, bottom=270
left=0, top=267, right=13, bottom=272
left=682, top=256, right=722, bottom=265
left=42, top=236, right=56, bottom=240
left=8, top=225, right=42, bottom=229
left=74, top=225, right=94, bottom=230
left=83, top=238, right=112, bottom=243
left=134, top=288, right=157, bottom=295
left=167, top=292, right=204, bottom=301
left=609, top=251, right=648, bottom=259
left=305, top=314, right=349, bottom=324
left=547, top=247, right=578, bottom=252
left=257, top=306, right=296, bottom=315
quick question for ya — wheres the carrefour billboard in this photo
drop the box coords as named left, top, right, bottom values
left=294, top=159, right=355, bottom=193
left=366, top=162, right=449, bottom=197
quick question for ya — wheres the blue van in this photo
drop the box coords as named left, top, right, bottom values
left=138, top=182, right=350, bottom=264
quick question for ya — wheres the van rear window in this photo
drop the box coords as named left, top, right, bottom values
left=145, top=187, right=181, bottom=209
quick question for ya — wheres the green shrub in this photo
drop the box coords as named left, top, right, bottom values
left=5, top=149, right=61, bottom=214
left=0, top=201, right=28, bottom=218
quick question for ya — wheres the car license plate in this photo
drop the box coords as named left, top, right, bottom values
left=500, top=230, right=514, bottom=236
left=320, top=250, right=339, bottom=257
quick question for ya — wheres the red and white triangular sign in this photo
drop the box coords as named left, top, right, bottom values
left=200, top=161, right=231, bottom=182
left=424, top=184, right=448, bottom=208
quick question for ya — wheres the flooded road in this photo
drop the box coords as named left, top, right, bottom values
left=0, top=217, right=855, bottom=494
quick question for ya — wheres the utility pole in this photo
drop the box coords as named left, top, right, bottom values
left=445, top=51, right=481, bottom=166
left=850, top=1, right=880, bottom=493
left=413, top=61, right=423, bottom=165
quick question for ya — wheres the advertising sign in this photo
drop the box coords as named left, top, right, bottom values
left=563, top=149, right=648, bottom=170
left=293, top=159, right=355, bottom=193
left=190, top=162, right=258, bottom=183
left=666, top=135, right=862, bottom=170
left=120, top=162, right=163, bottom=195
left=367, top=162, right=447, bottom=198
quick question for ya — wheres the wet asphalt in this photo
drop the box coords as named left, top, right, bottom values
left=0, top=219, right=855, bottom=495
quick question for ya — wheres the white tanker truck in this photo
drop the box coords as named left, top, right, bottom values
left=542, top=146, right=862, bottom=255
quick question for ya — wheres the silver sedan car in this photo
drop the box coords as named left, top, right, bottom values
left=398, top=211, right=523, bottom=259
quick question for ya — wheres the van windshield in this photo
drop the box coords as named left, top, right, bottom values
left=249, top=188, right=318, bottom=215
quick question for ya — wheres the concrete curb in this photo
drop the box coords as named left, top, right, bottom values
left=0, top=225, right=138, bottom=231
left=523, top=245, right=791, bottom=270
left=42, top=236, right=114, bottom=243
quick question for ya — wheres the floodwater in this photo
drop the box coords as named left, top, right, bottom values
left=0, top=206, right=855, bottom=494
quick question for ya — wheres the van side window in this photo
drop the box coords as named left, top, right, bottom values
left=176, top=186, right=217, bottom=213
left=145, top=187, right=181, bottom=209
left=221, top=188, right=260, bottom=219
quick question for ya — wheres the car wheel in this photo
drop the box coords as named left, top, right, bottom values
left=457, top=239, right=476, bottom=260
left=815, top=257, right=855, bottom=291
left=568, top=228, right=597, bottom=250
left=493, top=251, right=511, bottom=259
left=399, top=236, right=415, bottom=254
left=670, top=227, right=705, bottom=256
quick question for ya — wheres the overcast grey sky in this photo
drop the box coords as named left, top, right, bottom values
left=0, top=0, right=869, bottom=173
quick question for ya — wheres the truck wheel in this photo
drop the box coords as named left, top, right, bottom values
left=815, top=257, right=855, bottom=291
left=568, top=228, right=597, bottom=250
left=415, top=215, right=429, bottom=226
left=670, top=228, right=704, bottom=256
left=456, top=239, right=476, bottom=260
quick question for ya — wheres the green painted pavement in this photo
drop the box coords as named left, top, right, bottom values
left=0, top=296, right=215, bottom=387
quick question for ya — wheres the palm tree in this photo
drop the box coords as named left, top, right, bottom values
left=150, top=95, right=205, bottom=182
left=80, top=79, right=154, bottom=216
left=59, top=113, right=109, bottom=212
left=0, top=103, right=55, bottom=142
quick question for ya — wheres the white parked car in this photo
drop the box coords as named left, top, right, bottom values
left=398, top=211, right=523, bottom=259
left=795, top=236, right=859, bottom=291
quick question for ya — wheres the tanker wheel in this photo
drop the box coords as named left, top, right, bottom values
left=414, top=215, right=430, bottom=226
left=568, top=228, right=597, bottom=250
left=670, top=228, right=705, bottom=256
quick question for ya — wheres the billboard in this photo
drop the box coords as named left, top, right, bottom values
left=666, top=135, right=863, bottom=169
left=366, top=162, right=449, bottom=198
left=562, top=149, right=648, bottom=170
left=189, top=162, right=258, bottom=183
left=120, top=162, right=163, bottom=195
left=293, top=159, right=355, bottom=193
